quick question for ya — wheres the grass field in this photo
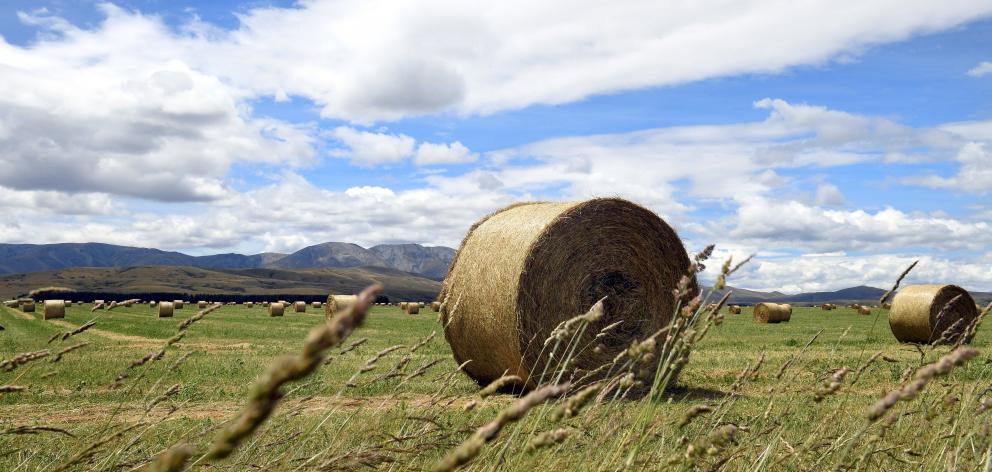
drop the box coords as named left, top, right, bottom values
left=2, top=300, right=991, bottom=470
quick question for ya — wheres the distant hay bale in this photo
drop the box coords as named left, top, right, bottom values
left=21, top=301, right=35, bottom=312
left=729, top=305, right=742, bottom=315
left=888, top=284, right=979, bottom=344
left=858, top=306, right=872, bottom=316
left=294, top=301, right=306, bottom=313
left=150, top=301, right=158, bottom=307
left=821, top=303, right=836, bottom=311
left=754, top=302, right=791, bottom=323
left=882, top=302, right=892, bottom=310
left=439, top=198, right=695, bottom=387
left=197, top=301, right=207, bottom=309
left=43, top=300, right=65, bottom=320
left=94, top=299, right=105, bottom=306
left=269, top=302, right=285, bottom=317
left=64, top=301, right=73, bottom=307
left=399, top=302, right=409, bottom=310
left=430, top=301, right=441, bottom=312
left=311, top=301, right=321, bottom=308
left=246, top=302, right=254, bottom=308
left=406, top=303, right=420, bottom=315
left=158, top=302, right=174, bottom=318
left=325, top=294, right=358, bottom=320
left=173, top=300, right=184, bottom=310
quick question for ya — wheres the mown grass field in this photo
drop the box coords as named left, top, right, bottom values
left=2, top=301, right=991, bottom=470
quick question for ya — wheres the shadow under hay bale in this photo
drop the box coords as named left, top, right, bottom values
left=43, top=300, right=65, bottom=320
left=888, top=284, right=979, bottom=344
left=325, top=294, right=358, bottom=320
left=159, top=302, right=174, bottom=318
left=439, top=198, right=695, bottom=388
left=754, top=303, right=791, bottom=323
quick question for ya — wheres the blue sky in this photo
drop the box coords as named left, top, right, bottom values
left=0, top=1, right=990, bottom=292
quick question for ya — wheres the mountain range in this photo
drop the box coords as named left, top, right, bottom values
left=0, top=242, right=456, bottom=280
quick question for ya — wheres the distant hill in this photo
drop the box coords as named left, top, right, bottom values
left=0, top=242, right=455, bottom=280
left=0, top=266, right=441, bottom=302
left=707, top=285, right=888, bottom=305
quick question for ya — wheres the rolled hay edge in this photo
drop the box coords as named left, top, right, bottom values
left=158, top=301, right=174, bottom=318
left=754, top=302, right=792, bottom=324
left=888, top=284, right=979, bottom=344
left=43, top=300, right=65, bottom=320
left=439, top=198, right=695, bottom=388
left=325, top=294, right=358, bottom=320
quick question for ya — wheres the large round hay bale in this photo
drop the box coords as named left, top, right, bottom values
left=269, top=302, right=285, bottom=317
left=325, top=294, right=358, bottom=320
left=406, top=303, right=420, bottom=315
left=158, top=302, right=174, bottom=318
left=754, top=302, right=791, bottom=323
left=21, top=301, right=35, bottom=312
left=43, top=300, right=65, bottom=320
left=439, top=198, right=695, bottom=387
left=173, top=300, right=184, bottom=310
left=888, top=284, right=979, bottom=344
left=197, top=301, right=207, bottom=309
left=294, top=301, right=306, bottom=313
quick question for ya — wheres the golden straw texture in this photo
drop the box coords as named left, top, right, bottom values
left=439, top=198, right=694, bottom=387
left=325, top=294, right=358, bottom=320
left=43, top=300, right=65, bottom=320
left=158, top=302, right=174, bottom=318
left=269, top=302, right=285, bottom=317
left=888, top=284, right=979, bottom=344
left=753, top=303, right=791, bottom=323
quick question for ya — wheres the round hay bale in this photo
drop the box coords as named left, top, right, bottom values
left=888, top=284, right=979, bottom=344
left=173, top=300, right=184, bottom=310
left=729, top=305, right=742, bottom=315
left=197, top=301, right=207, bottom=309
left=311, top=301, right=321, bottom=308
left=269, top=302, right=285, bottom=317
left=754, top=302, right=791, bottom=323
left=406, top=303, right=420, bottom=315
left=64, top=301, right=73, bottom=307
left=439, top=198, right=695, bottom=387
left=294, top=301, right=306, bottom=313
left=94, top=299, right=105, bottom=306
left=150, top=301, right=158, bottom=307
left=399, top=302, right=409, bottom=310
left=858, top=305, right=872, bottom=316
left=158, top=302, right=174, bottom=318
left=21, top=301, right=35, bottom=312
left=325, top=294, right=358, bottom=320
left=43, top=300, right=65, bottom=320
left=246, top=302, right=254, bottom=308
left=430, top=301, right=441, bottom=312
left=4, top=300, right=18, bottom=308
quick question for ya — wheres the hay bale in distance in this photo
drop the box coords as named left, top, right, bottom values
left=246, top=302, right=254, bottom=308
left=197, top=301, right=207, bottom=309
left=21, top=301, right=35, bottom=312
left=406, top=303, right=420, bottom=315
left=325, top=294, right=358, bottom=320
left=888, top=284, right=979, bottom=344
left=439, top=198, right=695, bottom=387
left=294, top=301, right=306, bottom=313
left=158, top=302, right=176, bottom=318
left=729, top=305, right=742, bottom=315
left=269, top=302, right=285, bottom=317
left=754, top=302, right=791, bottom=323
left=430, top=301, right=441, bottom=312
left=858, top=306, right=871, bottom=316
left=43, top=300, right=65, bottom=320
left=173, top=300, right=184, bottom=309
left=399, top=302, right=409, bottom=310
left=158, top=302, right=174, bottom=318
left=311, top=301, right=321, bottom=308
left=150, top=301, right=158, bottom=307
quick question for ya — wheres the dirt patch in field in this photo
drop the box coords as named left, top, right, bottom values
left=4, top=308, right=36, bottom=320
left=6, top=394, right=497, bottom=426
left=46, top=320, right=160, bottom=347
